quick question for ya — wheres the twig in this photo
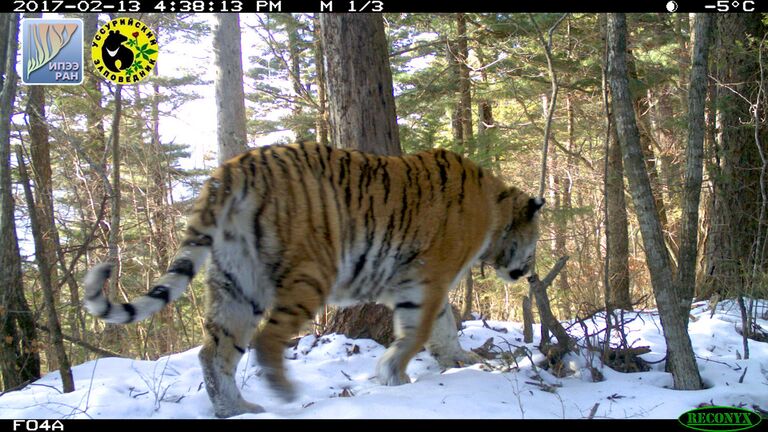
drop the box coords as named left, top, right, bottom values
left=738, top=366, right=748, bottom=384
left=588, top=402, right=600, bottom=419
left=0, top=380, right=32, bottom=397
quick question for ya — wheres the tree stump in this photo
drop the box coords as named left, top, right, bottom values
left=324, top=304, right=394, bottom=346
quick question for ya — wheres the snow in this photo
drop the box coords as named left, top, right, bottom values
left=1, top=300, right=766, bottom=419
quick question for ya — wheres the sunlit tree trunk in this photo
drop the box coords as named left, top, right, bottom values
left=607, top=13, right=702, bottom=390
left=213, top=14, right=248, bottom=163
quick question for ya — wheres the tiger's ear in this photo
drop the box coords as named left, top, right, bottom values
left=526, top=197, right=545, bottom=220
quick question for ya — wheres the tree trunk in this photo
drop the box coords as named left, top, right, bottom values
left=0, top=13, right=41, bottom=390
left=213, top=13, right=248, bottom=163
left=607, top=13, right=702, bottom=390
left=319, top=13, right=400, bottom=345
left=626, top=47, right=673, bottom=262
left=108, top=86, right=123, bottom=298
left=17, top=149, right=75, bottom=393
left=527, top=13, right=568, bottom=351
left=319, top=14, right=400, bottom=156
left=455, top=13, right=476, bottom=318
left=457, top=13, right=473, bottom=151
left=25, top=83, right=64, bottom=369
left=677, top=14, right=712, bottom=317
left=705, top=14, right=766, bottom=297
left=150, top=64, right=175, bottom=354
left=607, top=121, right=631, bottom=309
left=313, top=15, right=329, bottom=147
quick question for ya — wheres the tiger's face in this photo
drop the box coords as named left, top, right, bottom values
left=486, top=194, right=544, bottom=282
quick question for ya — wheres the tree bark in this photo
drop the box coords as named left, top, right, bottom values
left=454, top=13, right=476, bottom=319
left=626, top=48, right=673, bottom=261
left=150, top=64, right=175, bottom=354
left=607, top=121, right=631, bottom=309
left=17, top=149, right=75, bottom=393
left=0, top=13, right=41, bottom=391
left=108, top=86, right=122, bottom=299
left=607, top=13, right=702, bottom=390
left=456, top=13, right=473, bottom=151
left=213, top=14, right=248, bottom=163
left=319, top=13, right=400, bottom=345
left=313, top=15, right=329, bottom=147
left=705, top=14, right=766, bottom=297
left=319, top=14, right=400, bottom=156
left=527, top=13, right=568, bottom=349
left=677, top=14, right=712, bottom=317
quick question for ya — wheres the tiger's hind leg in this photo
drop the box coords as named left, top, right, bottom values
left=377, top=284, right=445, bottom=386
left=254, top=265, right=327, bottom=401
left=426, top=301, right=483, bottom=368
left=199, top=268, right=265, bottom=418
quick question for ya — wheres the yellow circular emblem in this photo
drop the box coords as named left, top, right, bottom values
left=91, top=18, right=158, bottom=84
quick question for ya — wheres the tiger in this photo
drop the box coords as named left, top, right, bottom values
left=84, top=141, right=544, bottom=418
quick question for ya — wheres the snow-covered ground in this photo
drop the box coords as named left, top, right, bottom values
left=1, top=300, right=766, bottom=419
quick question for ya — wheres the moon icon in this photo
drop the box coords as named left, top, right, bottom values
left=666, top=0, right=679, bottom=11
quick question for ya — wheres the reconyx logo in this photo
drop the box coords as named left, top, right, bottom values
left=679, top=406, right=763, bottom=432
left=21, top=18, right=84, bottom=85
left=91, top=18, right=158, bottom=84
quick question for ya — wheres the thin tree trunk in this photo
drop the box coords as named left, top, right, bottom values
left=16, top=148, right=74, bottom=393
left=313, top=15, right=329, bottom=146
left=213, top=13, right=248, bottom=163
left=678, top=14, right=712, bottom=318
left=150, top=64, right=175, bottom=354
left=527, top=13, right=569, bottom=352
left=0, top=13, right=41, bottom=390
left=626, top=50, right=673, bottom=261
left=607, top=13, right=702, bottom=390
left=455, top=13, right=476, bottom=318
left=457, top=13, right=473, bottom=152
left=108, top=86, right=122, bottom=298
left=607, top=122, right=631, bottom=309
left=285, top=15, right=309, bottom=141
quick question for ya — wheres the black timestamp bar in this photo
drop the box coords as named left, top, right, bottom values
left=6, top=0, right=768, bottom=13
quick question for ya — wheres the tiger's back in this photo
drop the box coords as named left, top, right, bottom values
left=84, top=141, right=543, bottom=417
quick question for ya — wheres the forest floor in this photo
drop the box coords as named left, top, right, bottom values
left=0, top=299, right=766, bottom=419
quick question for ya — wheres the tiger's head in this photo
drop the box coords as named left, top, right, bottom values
left=483, top=188, right=544, bottom=282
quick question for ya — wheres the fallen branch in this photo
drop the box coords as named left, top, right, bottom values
left=529, top=255, right=572, bottom=352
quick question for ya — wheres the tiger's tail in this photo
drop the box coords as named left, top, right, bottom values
left=83, top=153, right=249, bottom=324
left=84, top=225, right=214, bottom=324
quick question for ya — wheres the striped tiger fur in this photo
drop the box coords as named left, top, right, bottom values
left=84, top=141, right=544, bottom=417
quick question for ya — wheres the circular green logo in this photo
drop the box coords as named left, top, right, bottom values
left=91, top=17, right=158, bottom=84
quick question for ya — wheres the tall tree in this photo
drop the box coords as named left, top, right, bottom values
left=678, top=14, right=712, bottom=316
left=455, top=13, right=475, bottom=320
left=319, top=13, right=401, bottom=344
left=705, top=14, right=766, bottom=298
left=607, top=13, right=702, bottom=390
left=213, top=14, right=248, bottom=163
left=606, top=122, right=631, bottom=309
left=0, top=13, right=40, bottom=390
left=17, top=149, right=75, bottom=392
left=313, top=15, right=329, bottom=146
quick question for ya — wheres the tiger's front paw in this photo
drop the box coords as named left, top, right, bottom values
left=376, top=358, right=410, bottom=386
